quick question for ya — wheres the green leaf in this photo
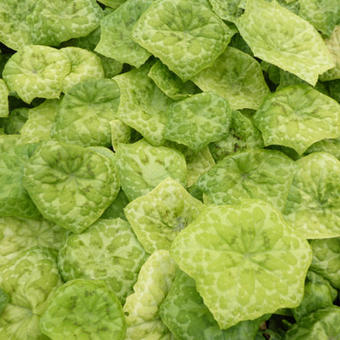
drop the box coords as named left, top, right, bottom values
left=185, top=147, right=215, bottom=187
left=209, top=110, right=264, bottom=162
left=124, top=177, right=203, bottom=253
left=100, top=55, right=123, bottom=78
left=3, top=45, right=71, bottom=104
left=40, top=279, right=126, bottom=340
left=123, top=250, right=176, bottom=340
left=0, top=80, right=8, bottom=118
left=310, top=238, right=340, bottom=289
left=164, top=92, right=232, bottom=152
left=20, top=100, right=59, bottom=143
left=97, top=0, right=126, bottom=10
left=0, top=289, right=9, bottom=315
left=116, top=140, right=187, bottom=201
left=95, top=0, right=152, bottom=67
left=283, top=152, right=340, bottom=239
left=23, top=141, right=120, bottom=233
left=0, top=143, right=41, bottom=219
left=111, top=119, right=131, bottom=151
left=53, top=78, right=120, bottom=147
left=305, top=138, right=340, bottom=160
left=320, top=25, right=340, bottom=81
left=132, top=0, right=234, bottom=81
left=236, top=0, right=335, bottom=85
left=148, top=60, right=199, bottom=101
left=285, top=307, right=340, bottom=339
left=0, top=247, right=61, bottom=340
left=0, top=0, right=35, bottom=50
left=28, top=0, right=103, bottom=46
left=0, top=247, right=61, bottom=313
left=2, top=108, right=29, bottom=134
left=58, top=218, right=147, bottom=303
left=208, top=0, right=246, bottom=22
left=160, top=270, right=267, bottom=340
left=61, top=47, right=104, bottom=92
left=298, top=0, right=339, bottom=37
left=196, top=149, right=295, bottom=211
left=114, top=63, right=172, bottom=146
left=253, top=84, right=340, bottom=155
left=102, top=190, right=129, bottom=220
left=291, top=271, right=337, bottom=321
left=192, top=47, right=270, bottom=110
left=170, top=200, right=312, bottom=329
left=328, top=79, right=340, bottom=102
left=0, top=216, right=67, bottom=267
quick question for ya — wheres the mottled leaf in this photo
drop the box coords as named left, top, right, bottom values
left=132, top=0, right=234, bottom=81
left=196, top=149, right=295, bottom=211
left=283, top=153, right=340, bottom=238
left=23, top=141, right=120, bottom=233
left=125, top=177, right=203, bottom=253
left=253, top=84, right=340, bottom=155
left=58, top=218, right=147, bottom=302
left=40, top=279, right=126, bottom=340
left=116, top=140, right=187, bottom=201
left=192, top=47, right=270, bottom=110
left=236, top=0, right=334, bottom=85
left=170, top=200, right=312, bottom=329
left=95, top=0, right=152, bottom=67
left=123, top=250, right=176, bottom=340
left=114, top=63, right=172, bottom=146
left=3, top=45, right=71, bottom=104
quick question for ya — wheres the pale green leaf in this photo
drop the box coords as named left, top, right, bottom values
left=53, top=79, right=120, bottom=147
left=114, top=63, right=172, bottom=146
left=283, top=152, right=340, bottom=239
left=236, top=0, right=335, bottom=85
left=253, top=84, right=340, bottom=155
left=196, top=149, right=295, bottom=211
left=116, top=140, right=187, bottom=201
left=124, top=177, right=203, bottom=253
left=23, top=141, right=120, bottom=233
left=170, top=200, right=312, bottom=329
left=132, top=0, right=234, bottom=81
left=123, top=250, right=176, bottom=340
left=95, top=0, right=152, bottom=67
left=3, top=45, right=71, bottom=104
left=165, top=92, right=232, bottom=152
left=192, top=47, right=270, bottom=110
left=40, top=279, right=126, bottom=340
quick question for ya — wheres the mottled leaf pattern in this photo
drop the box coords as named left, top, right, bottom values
left=114, top=63, right=172, bottom=146
left=165, top=93, right=232, bottom=152
left=283, top=153, right=340, bottom=238
left=40, top=279, right=126, bottom=340
left=53, top=79, right=120, bottom=147
left=23, top=141, right=120, bottom=233
left=310, top=238, right=340, bottom=289
left=193, top=47, right=270, bottom=110
left=61, top=47, right=104, bottom=92
left=116, top=140, right=187, bottom=201
left=132, top=0, right=234, bottom=81
left=58, top=218, right=147, bottom=302
left=125, top=178, right=203, bottom=253
left=236, top=0, right=335, bottom=85
left=3, top=45, right=71, bottom=104
left=123, top=250, right=176, bottom=340
left=196, top=149, right=295, bottom=211
left=148, top=60, right=198, bottom=101
left=170, top=200, right=312, bottom=329
left=253, top=84, right=340, bottom=155
left=0, top=217, right=67, bottom=266
left=95, top=0, right=152, bottom=67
